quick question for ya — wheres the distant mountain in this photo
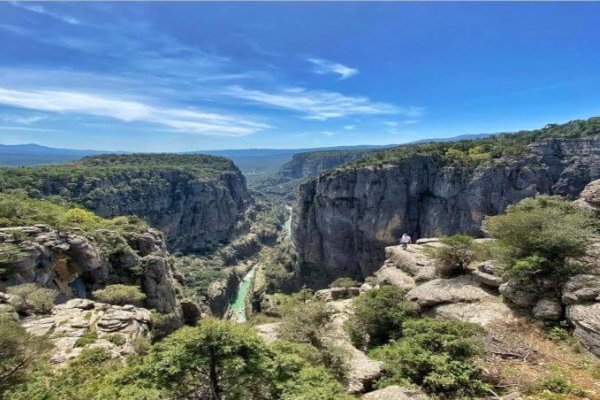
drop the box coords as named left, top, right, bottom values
left=411, top=133, right=495, bottom=144
left=0, top=143, right=107, bottom=167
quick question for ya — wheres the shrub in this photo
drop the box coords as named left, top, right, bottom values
left=0, top=315, right=51, bottom=393
left=75, top=329, right=98, bottom=347
left=329, top=277, right=360, bottom=289
left=540, top=375, right=586, bottom=396
left=106, top=335, right=126, bottom=346
left=371, top=318, right=488, bottom=397
left=431, top=235, right=476, bottom=277
left=484, top=196, right=596, bottom=289
left=7, top=283, right=58, bottom=314
left=346, top=285, right=417, bottom=348
left=280, top=366, right=354, bottom=400
left=92, top=284, right=146, bottom=306
left=278, top=300, right=332, bottom=346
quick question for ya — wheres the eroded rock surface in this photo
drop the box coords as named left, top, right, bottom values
left=362, top=385, right=427, bottom=400
left=22, top=299, right=152, bottom=364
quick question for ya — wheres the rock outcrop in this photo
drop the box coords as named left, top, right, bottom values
left=281, top=150, right=374, bottom=179
left=21, top=299, right=152, bottom=364
left=0, top=224, right=183, bottom=317
left=294, top=137, right=600, bottom=281
left=0, top=154, right=250, bottom=253
left=362, top=385, right=427, bottom=400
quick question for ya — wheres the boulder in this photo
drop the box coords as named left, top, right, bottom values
left=472, top=269, right=503, bottom=288
left=374, top=266, right=416, bottom=291
left=406, top=275, right=494, bottom=309
left=532, top=299, right=563, bottom=321
left=362, top=385, right=427, bottom=400
left=562, top=274, right=600, bottom=304
left=426, top=301, right=518, bottom=328
left=499, top=280, right=538, bottom=308
left=566, top=302, right=600, bottom=359
left=22, top=299, right=152, bottom=364
left=415, top=238, right=438, bottom=245
left=315, top=287, right=360, bottom=301
left=383, top=245, right=436, bottom=282
left=477, top=260, right=501, bottom=276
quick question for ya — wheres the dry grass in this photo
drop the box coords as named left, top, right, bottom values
left=479, top=318, right=600, bottom=399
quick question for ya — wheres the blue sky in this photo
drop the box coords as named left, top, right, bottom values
left=0, top=2, right=599, bottom=151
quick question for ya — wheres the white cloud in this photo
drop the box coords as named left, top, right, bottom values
left=10, top=2, right=81, bottom=25
left=0, top=87, right=269, bottom=136
left=322, top=131, right=335, bottom=136
left=385, top=119, right=421, bottom=128
left=227, top=86, right=420, bottom=121
left=402, top=119, right=419, bottom=125
left=384, top=121, right=399, bottom=127
left=308, top=58, right=358, bottom=80
left=0, top=114, right=47, bottom=125
left=344, top=125, right=355, bottom=130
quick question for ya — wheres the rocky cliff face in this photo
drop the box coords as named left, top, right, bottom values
left=0, top=224, right=182, bottom=316
left=281, top=150, right=372, bottom=179
left=293, top=137, right=600, bottom=282
left=0, top=154, right=250, bottom=253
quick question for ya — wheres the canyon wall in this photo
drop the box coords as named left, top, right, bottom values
left=293, top=138, right=600, bottom=282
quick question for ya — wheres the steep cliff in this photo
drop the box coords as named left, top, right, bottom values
left=0, top=154, right=249, bottom=253
left=294, top=118, right=600, bottom=283
left=281, top=150, right=373, bottom=179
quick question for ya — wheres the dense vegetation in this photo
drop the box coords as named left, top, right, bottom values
left=347, top=117, right=600, bottom=170
left=3, top=318, right=351, bottom=400
left=484, top=196, right=597, bottom=291
left=0, top=192, right=146, bottom=233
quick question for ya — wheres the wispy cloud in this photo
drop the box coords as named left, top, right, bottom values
left=0, top=114, right=48, bottom=125
left=384, top=119, right=421, bottom=127
left=227, top=86, right=420, bottom=120
left=322, top=131, right=335, bottom=136
left=308, top=58, right=358, bottom=80
left=344, top=125, right=355, bottom=130
left=10, top=2, right=81, bottom=25
left=0, top=87, right=269, bottom=136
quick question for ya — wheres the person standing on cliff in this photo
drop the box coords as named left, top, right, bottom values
left=400, top=233, right=412, bottom=250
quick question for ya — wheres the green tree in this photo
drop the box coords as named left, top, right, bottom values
left=484, top=196, right=596, bottom=288
left=7, top=283, right=58, bottom=314
left=371, top=318, right=488, bottom=398
left=0, top=315, right=51, bottom=394
left=431, top=235, right=476, bottom=277
left=92, top=284, right=146, bottom=306
left=133, top=318, right=272, bottom=400
left=346, top=285, right=417, bottom=348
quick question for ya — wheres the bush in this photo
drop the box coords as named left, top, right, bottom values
left=278, top=300, right=332, bottom=346
left=540, top=375, right=586, bottom=396
left=431, top=235, right=476, bottom=277
left=7, top=283, right=58, bottom=314
left=329, top=277, right=359, bottom=289
left=0, top=315, right=51, bottom=393
left=280, top=366, right=354, bottom=400
left=346, top=285, right=417, bottom=348
left=92, top=284, right=146, bottom=306
left=484, top=196, right=596, bottom=288
left=371, top=318, right=488, bottom=397
left=75, top=329, right=98, bottom=347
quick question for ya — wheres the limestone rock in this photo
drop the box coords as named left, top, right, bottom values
left=566, top=302, right=600, bottom=358
left=22, top=299, right=153, bottom=364
left=406, top=275, right=494, bottom=309
left=374, top=266, right=415, bottom=291
left=362, top=385, right=427, bottom=400
left=255, top=323, right=280, bottom=343
left=562, top=274, right=600, bottom=304
left=315, top=287, right=360, bottom=302
left=472, top=269, right=503, bottom=288
left=427, top=301, right=518, bottom=328
left=532, top=299, right=563, bottom=321
left=499, top=280, right=538, bottom=308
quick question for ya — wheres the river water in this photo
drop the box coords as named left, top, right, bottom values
left=229, top=205, right=293, bottom=323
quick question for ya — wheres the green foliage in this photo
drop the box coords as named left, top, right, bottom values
left=346, top=285, right=417, bottom=348
left=371, top=318, right=488, bottom=398
left=0, top=192, right=147, bottom=233
left=278, top=300, right=333, bottom=345
left=329, top=277, right=360, bottom=289
left=279, top=366, right=354, bottom=400
left=484, top=196, right=596, bottom=288
left=349, top=116, right=600, bottom=170
left=74, top=329, right=98, bottom=347
left=7, top=283, right=58, bottom=314
left=0, top=315, right=51, bottom=394
left=92, top=284, right=146, bottom=306
left=132, top=318, right=273, bottom=399
left=540, top=375, right=586, bottom=396
left=106, top=335, right=126, bottom=346
left=431, top=235, right=476, bottom=277
left=262, top=240, right=298, bottom=293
